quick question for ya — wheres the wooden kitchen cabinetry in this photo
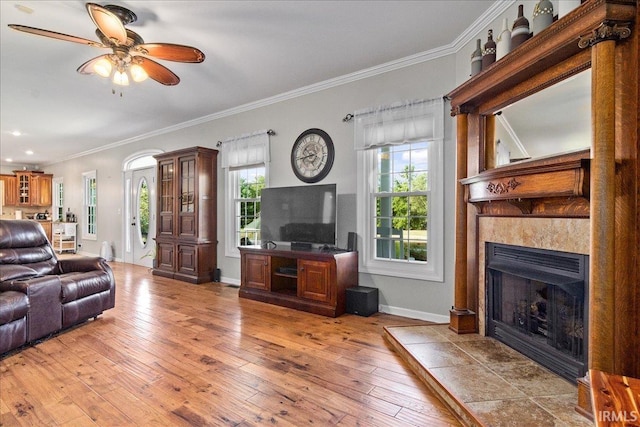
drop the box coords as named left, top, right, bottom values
left=152, top=147, right=218, bottom=284
left=14, top=171, right=52, bottom=207
left=239, top=246, right=358, bottom=317
left=0, top=174, right=17, bottom=206
left=38, top=221, right=53, bottom=242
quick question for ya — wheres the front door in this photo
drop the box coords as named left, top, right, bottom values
left=125, top=166, right=156, bottom=267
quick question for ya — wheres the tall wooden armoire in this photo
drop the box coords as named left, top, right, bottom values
left=152, top=146, right=218, bottom=284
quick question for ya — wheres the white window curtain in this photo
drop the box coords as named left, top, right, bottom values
left=353, top=97, right=444, bottom=150
left=221, top=129, right=271, bottom=168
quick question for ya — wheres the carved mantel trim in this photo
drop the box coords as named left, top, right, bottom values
left=578, top=21, right=633, bottom=48
left=486, top=178, right=521, bottom=195
left=460, top=149, right=590, bottom=211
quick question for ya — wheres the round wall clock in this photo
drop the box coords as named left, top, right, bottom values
left=290, top=128, right=335, bottom=183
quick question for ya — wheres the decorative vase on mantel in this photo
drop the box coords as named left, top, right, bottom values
left=471, top=38, right=483, bottom=76
left=496, top=18, right=511, bottom=61
left=482, top=29, right=496, bottom=69
left=532, top=0, right=554, bottom=35
left=511, top=4, right=531, bottom=50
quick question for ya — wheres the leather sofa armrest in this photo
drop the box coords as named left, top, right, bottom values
left=0, top=275, right=61, bottom=298
left=57, top=258, right=115, bottom=307
left=58, top=257, right=110, bottom=274
left=0, top=280, right=32, bottom=294
left=0, top=275, right=63, bottom=341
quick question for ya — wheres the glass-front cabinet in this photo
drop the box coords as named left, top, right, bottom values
left=153, top=147, right=218, bottom=284
left=14, top=171, right=53, bottom=207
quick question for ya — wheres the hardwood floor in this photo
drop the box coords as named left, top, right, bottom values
left=0, top=262, right=461, bottom=426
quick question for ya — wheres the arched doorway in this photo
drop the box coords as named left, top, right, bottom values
left=123, top=150, right=161, bottom=267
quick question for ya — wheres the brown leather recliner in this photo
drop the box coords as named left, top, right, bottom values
left=0, top=219, right=115, bottom=355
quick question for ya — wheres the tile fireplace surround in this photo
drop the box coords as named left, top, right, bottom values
left=477, top=217, right=590, bottom=334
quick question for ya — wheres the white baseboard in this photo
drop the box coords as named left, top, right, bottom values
left=222, top=276, right=240, bottom=287
left=378, top=304, right=449, bottom=324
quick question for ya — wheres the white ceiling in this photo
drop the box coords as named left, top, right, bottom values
left=1, top=0, right=502, bottom=168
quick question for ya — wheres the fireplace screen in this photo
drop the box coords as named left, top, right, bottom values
left=486, top=243, right=588, bottom=382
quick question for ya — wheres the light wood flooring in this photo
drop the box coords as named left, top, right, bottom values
left=0, top=262, right=461, bottom=426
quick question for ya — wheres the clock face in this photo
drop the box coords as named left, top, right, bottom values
left=291, top=128, right=335, bottom=183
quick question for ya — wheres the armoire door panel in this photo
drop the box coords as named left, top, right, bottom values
left=177, top=244, right=196, bottom=274
left=179, top=215, right=196, bottom=238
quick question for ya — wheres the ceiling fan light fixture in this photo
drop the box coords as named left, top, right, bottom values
left=94, top=57, right=113, bottom=77
left=12, top=3, right=204, bottom=87
left=113, top=70, right=129, bottom=86
left=130, top=64, right=148, bottom=83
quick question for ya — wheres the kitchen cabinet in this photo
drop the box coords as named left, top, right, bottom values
left=0, top=174, right=17, bottom=206
left=32, top=174, right=52, bottom=206
left=152, top=147, right=218, bottom=284
left=38, top=220, right=52, bottom=242
left=14, top=171, right=52, bottom=207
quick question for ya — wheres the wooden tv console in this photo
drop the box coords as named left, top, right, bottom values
left=239, top=246, right=358, bottom=317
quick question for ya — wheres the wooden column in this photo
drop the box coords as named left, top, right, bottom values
left=589, top=38, right=616, bottom=374
left=450, top=113, right=476, bottom=333
left=484, top=114, right=496, bottom=170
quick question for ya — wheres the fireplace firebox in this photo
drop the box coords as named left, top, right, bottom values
left=486, top=243, right=588, bottom=382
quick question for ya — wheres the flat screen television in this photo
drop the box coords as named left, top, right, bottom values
left=260, top=184, right=337, bottom=246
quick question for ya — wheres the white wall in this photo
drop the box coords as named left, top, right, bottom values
left=45, top=51, right=460, bottom=321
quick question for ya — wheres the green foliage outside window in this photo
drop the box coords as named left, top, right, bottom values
left=139, top=180, right=149, bottom=245
left=238, top=170, right=265, bottom=246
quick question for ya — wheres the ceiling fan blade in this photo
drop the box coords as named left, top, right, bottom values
left=86, top=2, right=127, bottom=45
left=136, top=57, right=180, bottom=86
left=8, top=24, right=106, bottom=48
left=76, top=54, right=112, bottom=75
left=133, top=43, right=205, bottom=63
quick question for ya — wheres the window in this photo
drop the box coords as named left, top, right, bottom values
left=355, top=98, right=444, bottom=281
left=231, top=166, right=265, bottom=248
left=52, top=177, right=63, bottom=221
left=374, top=142, right=429, bottom=262
left=222, top=130, right=271, bottom=257
left=82, top=170, right=97, bottom=240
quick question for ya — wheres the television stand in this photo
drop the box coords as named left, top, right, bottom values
left=239, top=246, right=358, bottom=317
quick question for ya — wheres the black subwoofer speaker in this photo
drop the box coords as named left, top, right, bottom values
left=347, top=232, right=357, bottom=252
left=346, top=286, right=378, bottom=317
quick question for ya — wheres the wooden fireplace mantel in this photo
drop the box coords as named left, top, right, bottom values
left=460, top=148, right=590, bottom=215
left=446, top=1, right=639, bottom=413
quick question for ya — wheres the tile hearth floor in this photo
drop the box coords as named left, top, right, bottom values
left=383, top=324, right=593, bottom=427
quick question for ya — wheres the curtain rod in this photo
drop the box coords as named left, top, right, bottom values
left=342, top=96, right=447, bottom=122
left=216, top=129, right=275, bottom=147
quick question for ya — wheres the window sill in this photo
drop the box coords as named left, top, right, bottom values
left=360, top=263, right=443, bottom=282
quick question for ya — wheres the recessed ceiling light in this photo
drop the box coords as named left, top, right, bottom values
left=6, top=158, right=13, bottom=162
left=25, top=150, right=34, bottom=155
left=12, top=130, right=22, bottom=136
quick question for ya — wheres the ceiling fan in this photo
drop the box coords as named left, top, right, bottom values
left=8, top=2, right=205, bottom=86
